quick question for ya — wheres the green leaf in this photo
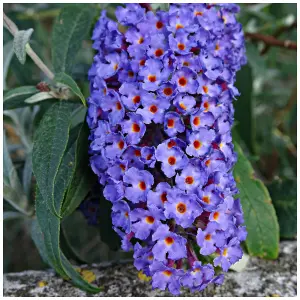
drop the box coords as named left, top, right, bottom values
left=54, top=72, right=86, bottom=106
left=61, top=123, right=96, bottom=217
left=32, top=101, right=75, bottom=217
left=233, top=141, right=279, bottom=259
left=4, top=86, right=39, bottom=110
left=98, top=193, right=120, bottom=251
left=3, top=40, right=14, bottom=90
left=268, top=180, right=297, bottom=239
left=3, top=132, right=29, bottom=215
left=35, top=187, right=101, bottom=293
left=25, top=91, right=54, bottom=104
left=52, top=5, right=96, bottom=74
left=3, top=211, right=25, bottom=221
left=22, top=154, right=33, bottom=199
left=13, top=28, right=34, bottom=64
left=234, top=64, right=256, bottom=154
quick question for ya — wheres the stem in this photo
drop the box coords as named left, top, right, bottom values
left=3, top=12, right=55, bottom=81
left=245, top=32, right=297, bottom=51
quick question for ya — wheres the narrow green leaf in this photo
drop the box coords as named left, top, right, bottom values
left=13, top=28, right=34, bottom=64
left=268, top=180, right=297, bottom=239
left=54, top=72, right=86, bottom=106
left=3, top=211, right=25, bottom=221
left=25, top=91, right=54, bottom=104
left=4, top=86, right=39, bottom=110
left=61, top=123, right=95, bottom=217
left=233, top=141, right=279, bottom=259
left=32, top=101, right=75, bottom=217
left=3, top=40, right=14, bottom=90
left=52, top=5, right=96, bottom=74
left=22, top=154, right=33, bottom=199
left=234, top=64, right=256, bottom=154
left=3, top=132, right=29, bottom=215
left=35, top=187, right=101, bottom=293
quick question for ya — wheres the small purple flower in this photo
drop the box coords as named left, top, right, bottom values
left=197, top=74, right=221, bottom=97
left=133, top=243, right=156, bottom=275
left=103, top=180, right=124, bottom=202
left=106, top=159, right=128, bottom=181
left=131, top=206, right=165, bottom=240
left=119, top=82, right=145, bottom=111
left=111, top=200, right=131, bottom=233
left=136, top=94, right=170, bottom=124
left=147, top=34, right=168, bottom=59
left=173, top=94, right=196, bottom=115
left=171, top=67, right=198, bottom=94
left=150, top=261, right=184, bottom=295
left=158, top=83, right=177, bottom=99
left=121, top=113, right=146, bottom=145
left=169, top=31, right=196, bottom=55
left=141, top=146, right=156, bottom=168
left=123, top=167, right=154, bottom=203
left=122, top=145, right=144, bottom=169
left=156, top=144, right=188, bottom=178
left=164, top=112, right=185, bottom=137
left=152, top=224, right=187, bottom=261
left=147, top=182, right=172, bottom=209
left=186, top=128, right=216, bottom=157
left=196, top=221, right=226, bottom=255
left=190, top=109, right=215, bottom=131
left=197, top=186, right=223, bottom=212
left=165, top=189, right=203, bottom=228
left=97, top=53, right=122, bottom=79
left=104, top=133, right=127, bottom=159
left=175, top=163, right=207, bottom=192
left=115, top=4, right=145, bottom=25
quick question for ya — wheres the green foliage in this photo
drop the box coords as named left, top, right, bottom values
left=13, top=28, right=34, bottom=64
left=233, top=142, right=279, bottom=259
left=52, top=5, right=96, bottom=74
left=54, top=72, right=86, bottom=106
left=268, top=180, right=297, bottom=239
left=4, top=86, right=39, bottom=110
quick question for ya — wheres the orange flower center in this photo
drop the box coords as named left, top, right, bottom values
left=145, top=216, right=155, bottom=224
left=119, top=164, right=126, bottom=171
left=205, top=159, right=211, bottom=166
left=146, top=154, right=152, bottom=160
left=139, top=59, right=146, bottom=66
left=179, top=102, right=187, bottom=110
left=138, top=37, right=144, bottom=44
left=113, top=63, right=118, bottom=71
left=203, top=196, right=210, bottom=204
left=213, top=212, right=220, bottom=220
left=185, top=176, right=194, bottom=185
left=163, top=270, right=172, bottom=277
left=118, top=141, right=124, bottom=149
left=148, top=75, right=157, bottom=82
left=167, top=140, right=176, bottom=148
left=176, top=24, right=184, bottom=30
left=183, top=61, right=190, bottom=66
left=193, top=116, right=200, bottom=126
left=203, top=101, right=209, bottom=110
left=164, top=236, right=174, bottom=245
left=176, top=202, right=187, bottom=214
left=116, top=102, right=122, bottom=110
left=132, top=95, right=141, bottom=104
left=128, top=71, right=134, bottom=78
left=215, top=44, right=220, bottom=51
left=205, top=234, right=212, bottom=241
left=149, top=105, right=158, bottom=113
left=163, top=87, right=173, bottom=96
left=125, top=211, right=129, bottom=218
left=193, top=140, right=202, bottom=149
left=167, top=119, right=175, bottom=128
left=223, top=248, right=228, bottom=256
left=177, top=43, right=185, bottom=51
left=134, top=149, right=141, bottom=157
left=155, top=48, right=164, bottom=57
left=195, top=11, right=203, bottom=16
left=178, top=76, right=187, bottom=87
left=160, top=192, right=167, bottom=203
left=138, top=181, right=146, bottom=191
left=156, top=21, right=163, bottom=29
left=202, top=85, right=209, bottom=94
left=132, top=123, right=141, bottom=133
left=168, top=156, right=176, bottom=165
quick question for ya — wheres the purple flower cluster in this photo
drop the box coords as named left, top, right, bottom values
left=87, top=3, right=247, bottom=295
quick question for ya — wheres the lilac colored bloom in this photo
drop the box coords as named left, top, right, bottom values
left=111, top=200, right=131, bottom=233
left=186, top=128, right=215, bottom=157
left=123, top=167, right=154, bottom=203
left=147, top=182, right=172, bottom=209
left=171, top=67, right=198, bottom=94
left=136, top=93, right=170, bottom=124
left=131, top=206, right=165, bottom=240
left=163, top=112, right=185, bottom=137
left=152, top=224, right=187, bottom=261
left=196, top=221, right=226, bottom=255
left=173, top=94, right=196, bottom=115
left=165, top=190, right=203, bottom=228
left=87, top=3, right=247, bottom=295
left=175, top=163, right=207, bottom=193
left=121, top=113, right=146, bottom=145
left=156, top=144, right=188, bottom=178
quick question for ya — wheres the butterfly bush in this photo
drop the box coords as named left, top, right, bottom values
left=86, top=3, right=247, bottom=295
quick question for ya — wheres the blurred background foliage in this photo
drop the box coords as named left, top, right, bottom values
left=3, top=3, right=297, bottom=273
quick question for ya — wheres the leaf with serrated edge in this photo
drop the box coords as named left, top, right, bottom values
left=54, top=72, right=86, bottom=106
left=233, top=141, right=279, bottom=259
left=52, top=6, right=96, bottom=74
left=13, top=28, right=34, bottom=64
left=32, top=101, right=75, bottom=217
